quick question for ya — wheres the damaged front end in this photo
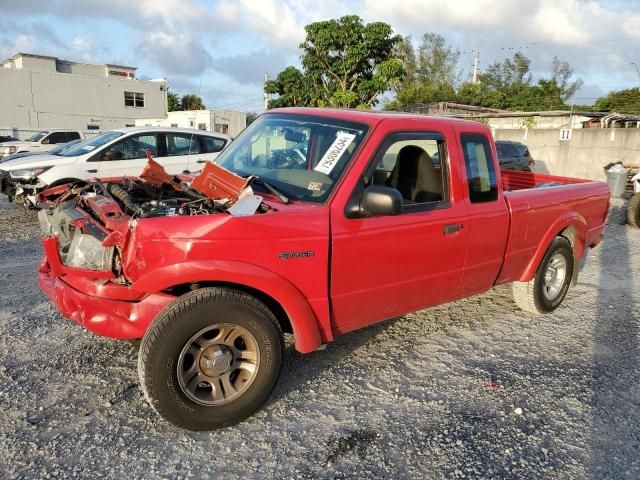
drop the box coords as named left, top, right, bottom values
left=36, top=154, right=270, bottom=339
left=37, top=153, right=268, bottom=280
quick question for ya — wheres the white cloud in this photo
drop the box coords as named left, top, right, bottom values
left=218, top=0, right=306, bottom=50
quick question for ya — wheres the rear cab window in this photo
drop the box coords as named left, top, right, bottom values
left=460, top=133, right=498, bottom=203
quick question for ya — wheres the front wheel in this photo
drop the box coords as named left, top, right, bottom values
left=138, top=287, right=283, bottom=431
left=512, top=237, right=574, bottom=314
left=628, top=193, right=640, bottom=229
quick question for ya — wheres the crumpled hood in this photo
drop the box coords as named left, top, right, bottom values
left=0, top=153, right=78, bottom=171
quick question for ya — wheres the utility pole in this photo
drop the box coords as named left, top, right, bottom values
left=264, top=72, right=270, bottom=111
left=472, top=51, right=480, bottom=84
left=632, top=62, right=640, bottom=89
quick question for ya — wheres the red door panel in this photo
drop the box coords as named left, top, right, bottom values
left=330, top=204, right=469, bottom=334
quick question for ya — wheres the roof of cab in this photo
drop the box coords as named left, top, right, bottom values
left=270, top=107, right=488, bottom=129
left=109, top=126, right=231, bottom=139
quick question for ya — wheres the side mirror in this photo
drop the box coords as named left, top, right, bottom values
left=361, top=185, right=402, bottom=217
left=104, top=150, right=124, bottom=161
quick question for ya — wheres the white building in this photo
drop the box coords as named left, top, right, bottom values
left=136, top=109, right=247, bottom=137
left=0, top=52, right=168, bottom=132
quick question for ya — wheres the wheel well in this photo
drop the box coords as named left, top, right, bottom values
left=558, top=225, right=579, bottom=285
left=164, top=281, right=293, bottom=335
left=558, top=225, right=577, bottom=253
left=49, top=178, right=84, bottom=188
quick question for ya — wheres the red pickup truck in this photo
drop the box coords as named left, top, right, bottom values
left=36, top=108, right=610, bottom=430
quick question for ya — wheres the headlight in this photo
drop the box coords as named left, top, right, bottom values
left=1, top=146, right=17, bottom=155
left=9, top=166, right=51, bottom=180
left=64, top=229, right=115, bottom=271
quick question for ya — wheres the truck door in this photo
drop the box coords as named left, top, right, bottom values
left=457, top=132, right=510, bottom=296
left=97, top=133, right=159, bottom=178
left=330, top=130, right=470, bottom=335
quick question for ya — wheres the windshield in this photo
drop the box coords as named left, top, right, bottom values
left=58, top=131, right=124, bottom=157
left=50, top=139, right=82, bottom=155
left=215, top=113, right=368, bottom=203
left=27, top=132, right=46, bottom=142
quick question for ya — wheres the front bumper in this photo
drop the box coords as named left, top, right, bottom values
left=38, top=237, right=176, bottom=339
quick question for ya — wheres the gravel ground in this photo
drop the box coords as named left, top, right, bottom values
left=0, top=196, right=638, bottom=479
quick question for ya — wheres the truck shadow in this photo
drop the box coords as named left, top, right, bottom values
left=267, top=318, right=399, bottom=405
left=590, top=209, right=639, bottom=478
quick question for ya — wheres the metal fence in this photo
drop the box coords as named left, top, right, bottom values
left=0, top=128, right=101, bottom=141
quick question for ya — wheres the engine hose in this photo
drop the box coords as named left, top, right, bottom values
left=106, top=183, right=141, bottom=216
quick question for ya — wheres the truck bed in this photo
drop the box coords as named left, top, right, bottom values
left=497, top=170, right=610, bottom=284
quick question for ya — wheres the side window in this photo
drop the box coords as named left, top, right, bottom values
left=165, top=133, right=200, bottom=156
left=66, top=132, right=81, bottom=141
left=370, top=134, right=448, bottom=206
left=200, top=136, right=226, bottom=153
left=46, top=132, right=68, bottom=144
left=102, top=134, right=157, bottom=161
left=460, top=134, right=498, bottom=203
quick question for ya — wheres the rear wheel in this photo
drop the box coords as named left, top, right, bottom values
left=628, top=193, right=640, bottom=229
left=137, top=287, right=283, bottom=431
left=513, top=237, right=574, bottom=314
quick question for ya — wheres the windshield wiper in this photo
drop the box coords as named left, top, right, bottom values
left=250, top=176, right=290, bottom=204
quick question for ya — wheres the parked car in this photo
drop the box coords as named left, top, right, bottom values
left=0, top=127, right=230, bottom=206
left=0, top=138, right=82, bottom=164
left=36, top=108, right=609, bottom=431
left=495, top=140, right=535, bottom=171
left=0, top=135, right=17, bottom=143
left=0, top=130, right=84, bottom=160
left=628, top=170, right=640, bottom=228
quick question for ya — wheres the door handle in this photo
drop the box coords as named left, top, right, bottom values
left=86, top=169, right=98, bottom=173
left=197, top=160, right=206, bottom=164
left=443, top=223, right=463, bottom=235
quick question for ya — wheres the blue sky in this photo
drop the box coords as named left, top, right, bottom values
left=2, top=0, right=640, bottom=111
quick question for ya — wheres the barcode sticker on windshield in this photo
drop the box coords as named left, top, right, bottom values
left=314, top=132, right=356, bottom=175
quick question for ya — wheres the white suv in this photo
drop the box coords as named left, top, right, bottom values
left=0, top=130, right=84, bottom=159
left=0, top=127, right=230, bottom=207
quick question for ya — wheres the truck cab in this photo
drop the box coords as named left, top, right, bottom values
left=0, top=130, right=84, bottom=159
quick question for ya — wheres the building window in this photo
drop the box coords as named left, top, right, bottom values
left=170, top=123, right=178, bottom=128
left=189, top=120, right=194, bottom=127
left=87, top=124, right=100, bottom=130
left=198, top=123, right=207, bottom=131
left=124, top=91, right=144, bottom=108
left=214, top=123, right=229, bottom=134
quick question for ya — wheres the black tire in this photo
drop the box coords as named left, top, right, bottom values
left=137, top=287, right=283, bottom=431
left=512, top=237, right=574, bottom=314
left=628, top=193, right=640, bottom=229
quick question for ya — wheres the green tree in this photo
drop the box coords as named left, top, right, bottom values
left=393, top=36, right=417, bottom=93
left=267, top=15, right=403, bottom=109
left=594, top=88, right=640, bottom=114
left=167, top=91, right=182, bottom=112
left=384, top=82, right=456, bottom=110
left=416, top=32, right=460, bottom=86
left=385, top=32, right=459, bottom=109
left=551, top=56, right=583, bottom=101
left=181, top=94, right=206, bottom=110
left=480, top=52, right=532, bottom=92
left=265, top=66, right=311, bottom=108
left=245, top=112, right=258, bottom=126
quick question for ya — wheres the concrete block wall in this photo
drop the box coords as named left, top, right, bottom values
left=493, top=128, right=640, bottom=181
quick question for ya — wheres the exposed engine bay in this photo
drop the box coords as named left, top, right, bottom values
left=36, top=155, right=268, bottom=273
